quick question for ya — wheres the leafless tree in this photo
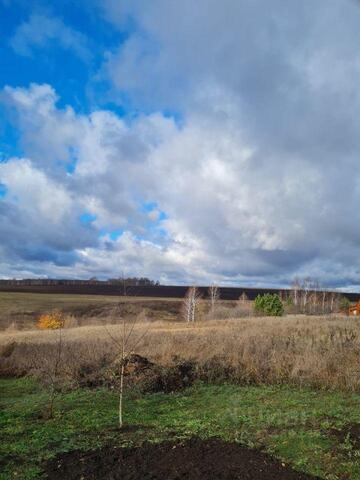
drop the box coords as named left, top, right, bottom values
left=182, top=286, right=202, bottom=322
left=308, top=280, right=320, bottom=314
left=329, top=291, right=340, bottom=313
left=321, top=289, right=327, bottom=314
left=29, top=323, right=65, bottom=419
left=105, top=306, right=149, bottom=428
left=208, top=284, right=219, bottom=318
left=301, top=278, right=312, bottom=311
left=238, top=292, right=249, bottom=304
left=290, top=277, right=343, bottom=315
left=291, top=278, right=301, bottom=309
left=291, top=277, right=324, bottom=314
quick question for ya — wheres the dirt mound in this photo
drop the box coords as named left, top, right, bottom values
left=44, top=437, right=320, bottom=480
left=105, top=356, right=196, bottom=394
left=329, top=423, right=360, bottom=450
left=125, top=358, right=196, bottom=394
left=123, top=354, right=154, bottom=375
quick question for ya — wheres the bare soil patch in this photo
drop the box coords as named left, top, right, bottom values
left=329, top=423, right=360, bottom=450
left=44, top=437, right=320, bottom=480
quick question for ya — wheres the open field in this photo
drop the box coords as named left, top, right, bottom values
left=1, top=293, right=360, bottom=478
left=1, top=282, right=360, bottom=302
left=0, top=292, right=183, bottom=330
left=2, top=313, right=360, bottom=391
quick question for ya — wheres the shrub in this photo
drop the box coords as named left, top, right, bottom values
left=37, top=311, right=64, bottom=329
left=254, top=293, right=284, bottom=316
left=339, top=296, right=351, bottom=312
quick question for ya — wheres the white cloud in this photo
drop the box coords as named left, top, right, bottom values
left=10, top=13, right=91, bottom=61
left=2, top=81, right=360, bottom=288
left=4, top=0, right=360, bottom=287
left=0, top=157, right=72, bottom=223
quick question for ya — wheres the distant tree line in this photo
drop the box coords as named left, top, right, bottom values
left=0, top=277, right=160, bottom=287
left=280, top=277, right=349, bottom=315
left=0, top=278, right=357, bottom=305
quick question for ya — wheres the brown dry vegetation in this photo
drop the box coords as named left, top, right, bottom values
left=1, top=314, right=359, bottom=393
left=0, top=292, right=182, bottom=330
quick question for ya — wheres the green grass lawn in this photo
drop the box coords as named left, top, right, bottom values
left=1, top=378, right=360, bottom=479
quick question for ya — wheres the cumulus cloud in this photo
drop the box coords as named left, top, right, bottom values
left=1, top=79, right=360, bottom=288
left=3, top=1, right=360, bottom=287
left=95, top=0, right=360, bottom=287
left=10, top=13, right=91, bottom=61
left=0, top=155, right=97, bottom=272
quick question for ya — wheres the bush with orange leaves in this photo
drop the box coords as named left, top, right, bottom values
left=37, top=310, right=64, bottom=330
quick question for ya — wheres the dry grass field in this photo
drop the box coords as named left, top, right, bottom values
left=2, top=310, right=359, bottom=392
left=0, top=291, right=183, bottom=330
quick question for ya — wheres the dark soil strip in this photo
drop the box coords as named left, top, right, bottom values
left=44, top=437, right=320, bottom=480
left=2, top=283, right=358, bottom=301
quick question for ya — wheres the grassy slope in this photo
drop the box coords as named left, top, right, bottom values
left=0, top=291, right=182, bottom=330
left=0, top=291, right=179, bottom=311
left=1, top=379, right=360, bottom=479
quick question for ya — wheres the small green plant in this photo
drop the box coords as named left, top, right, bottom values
left=339, top=296, right=351, bottom=312
left=254, top=293, right=284, bottom=316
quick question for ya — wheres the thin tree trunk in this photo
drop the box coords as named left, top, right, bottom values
left=118, top=316, right=126, bottom=428
left=48, top=325, right=62, bottom=418
left=119, top=361, right=125, bottom=428
left=49, top=386, right=55, bottom=418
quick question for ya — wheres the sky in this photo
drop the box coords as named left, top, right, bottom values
left=1, top=0, right=360, bottom=289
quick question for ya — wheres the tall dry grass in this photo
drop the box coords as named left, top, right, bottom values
left=1, top=315, right=359, bottom=392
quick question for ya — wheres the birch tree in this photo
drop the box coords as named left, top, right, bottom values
left=302, top=278, right=311, bottom=311
left=105, top=306, right=149, bottom=428
left=183, top=286, right=202, bottom=322
left=321, top=289, right=327, bottom=314
left=239, top=292, right=248, bottom=304
left=291, top=278, right=301, bottom=310
left=208, top=284, right=219, bottom=318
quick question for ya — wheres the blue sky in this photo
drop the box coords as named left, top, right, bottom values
left=0, top=2, right=126, bottom=113
left=2, top=0, right=360, bottom=289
